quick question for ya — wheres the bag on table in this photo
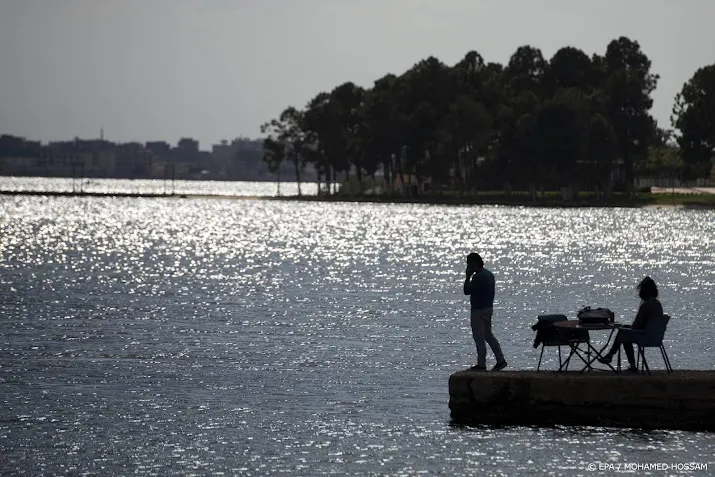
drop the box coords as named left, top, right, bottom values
left=577, top=306, right=614, bottom=325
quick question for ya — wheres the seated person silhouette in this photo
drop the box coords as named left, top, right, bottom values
left=598, top=276, right=663, bottom=372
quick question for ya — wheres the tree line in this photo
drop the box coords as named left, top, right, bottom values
left=261, top=37, right=715, bottom=198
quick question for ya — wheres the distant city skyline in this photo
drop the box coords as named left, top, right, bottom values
left=1, top=0, right=714, bottom=146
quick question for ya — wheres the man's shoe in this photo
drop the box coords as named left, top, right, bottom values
left=626, top=366, right=639, bottom=373
left=469, top=365, right=487, bottom=371
left=597, top=355, right=613, bottom=365
left=491, top=361, right=508, bottom=371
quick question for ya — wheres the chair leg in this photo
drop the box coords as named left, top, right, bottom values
left=560, top=345, right=574, bottom=371
left=637, top=346, right=643, bottom=372
left=660, top=345, right=673, bottom=374
left=538, top=345, right=545, bottom=371
left=666, top=347, right=673, bottom=373
left=659, top=346, right=670, bottom=374
left=617, top=347, right=621, bottom=373
left=558, top=346, right=562, bottom=368
left=639, top=347, right=651, bottom=375
left=637, top=346, right=643, bottom=373
left=563, top=345, right=572, bottom=371
left=666, top=349, right=673, bottom=374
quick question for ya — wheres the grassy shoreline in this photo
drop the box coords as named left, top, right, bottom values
left=269, top=191, right=715, bottom=209
left=3, top=189, right=714, bottom=209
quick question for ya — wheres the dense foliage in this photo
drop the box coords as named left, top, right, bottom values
left=262, top=37, right=714, bottom=197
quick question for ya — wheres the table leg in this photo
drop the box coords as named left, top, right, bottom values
left=580, top=328, right=618, bottom=373
left=559, top=346, right=573, bottom=371
left=559, top=340, right=588, bottom=371
left=564, top=342, right=595, bottom=372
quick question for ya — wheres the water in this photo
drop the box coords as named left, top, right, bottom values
left=0, top=176, right=318, bottom=197
left=1, top=187, right=714, bottom=475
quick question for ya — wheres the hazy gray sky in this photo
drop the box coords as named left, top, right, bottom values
left=1, top=0, right=712, bottom=148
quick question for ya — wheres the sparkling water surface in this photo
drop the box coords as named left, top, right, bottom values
left=0, top=176, right=313, bottom=196
left=1, top=189, right=714, bottom=476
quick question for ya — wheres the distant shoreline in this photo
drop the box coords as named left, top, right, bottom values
left=3, top=189, right=715, bottom=209
left=269, top=194, right=715, bottom=209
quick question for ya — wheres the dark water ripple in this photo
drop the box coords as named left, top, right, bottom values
left=1, top=195, right=713, bottom=476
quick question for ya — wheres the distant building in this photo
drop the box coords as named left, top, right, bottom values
left=0, top=133, right=284, bottom=181
left=177, top=138, right=199, bottom=153
left=40, top=139, right=117, bottom=177
left=0, top=135, right=41, bottom=175
left=211, top=139, right=238, bottom=175
left=0, top=134, right=40, bottom=157
left=209, top=137, right=268, bottom=180
left=115, top=142, right=153, bottom=178
left=0, top=155, right=37, bottom=175
left=145, top=141, right=171, bottom=158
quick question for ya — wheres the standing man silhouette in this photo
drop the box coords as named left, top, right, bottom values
left=464, top=252, right=507, bottom=371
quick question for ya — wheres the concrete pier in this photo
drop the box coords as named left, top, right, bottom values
left=449, top=370, right=715, bottom=431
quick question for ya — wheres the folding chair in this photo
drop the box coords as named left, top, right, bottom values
left=617, top=314, right=673, bottom=375
left=533, top=315, right=589, bottom=371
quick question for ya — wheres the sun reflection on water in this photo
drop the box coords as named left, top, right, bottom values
left=1, top=195, right=714, bottom=475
